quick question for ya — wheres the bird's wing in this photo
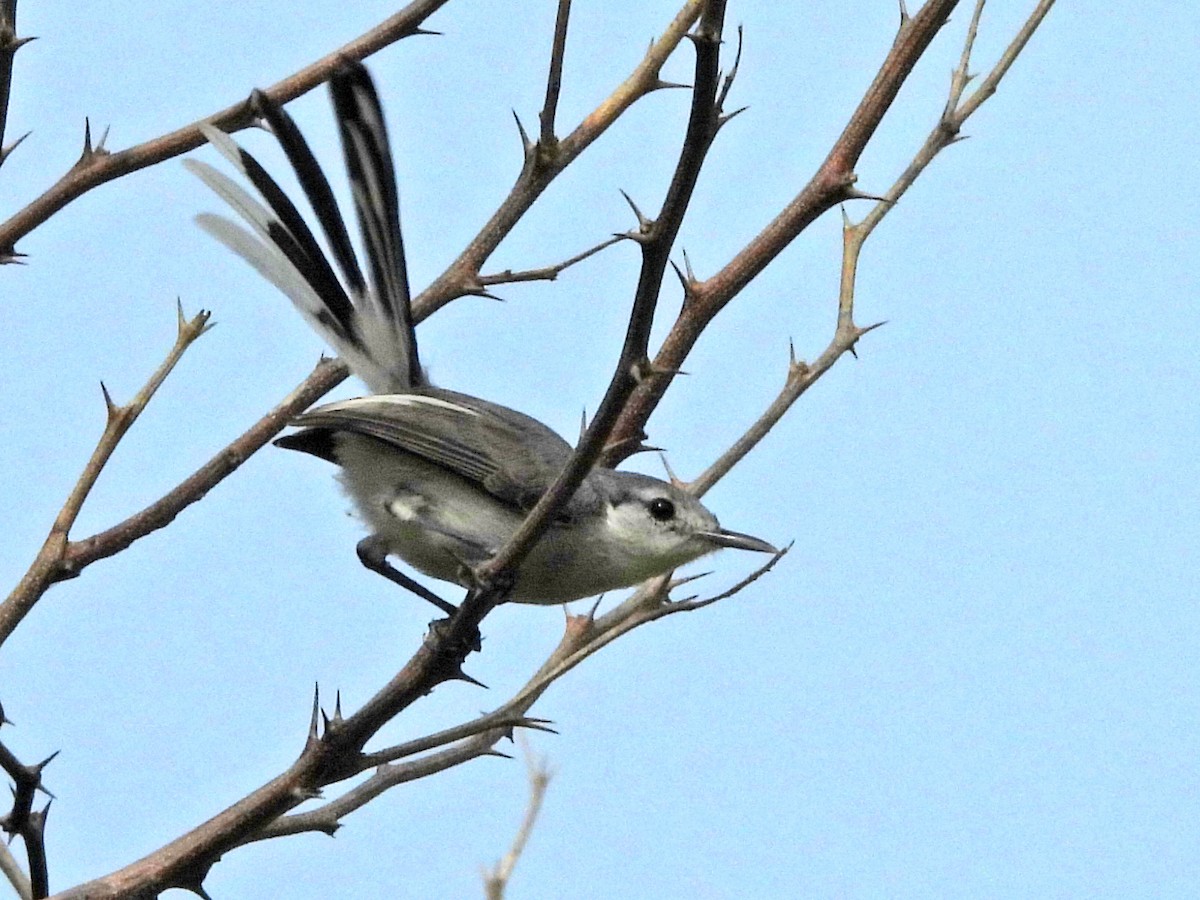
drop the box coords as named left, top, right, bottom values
left=286, top=391, right=586, bottom=514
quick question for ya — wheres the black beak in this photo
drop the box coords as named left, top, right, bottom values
left=698, top=528, right=778, bottom=554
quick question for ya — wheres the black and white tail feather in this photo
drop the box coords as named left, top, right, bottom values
left=185, top=62, right=420, bottom=394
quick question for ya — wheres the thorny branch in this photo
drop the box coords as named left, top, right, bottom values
left=50, top=357, right=345, bottom=583
left=0, top=305, right=213, bottom=647
left=605, top=0, right=962, bottom=463
left=234, top=550, right=784, bottom=851
left=49, top=10, right=739, bottom=897
left=0, top=716, right=54, bottom=900
left=214, top=1, right=1060, bottom=859
left=692, top=0, right=1057, bottom=496
left=538, top=0, right=573, bottom=150
left=49, top=10, right=734, bottom=896
left=477, top=235, right=622, bottom=290
left=9, top=0, right=1057, bottom=896
left=0, top=0, right=453, bottom=258
left=0, top=0, right=32, bottom=176
left=412, top=0, right=708, bottom=317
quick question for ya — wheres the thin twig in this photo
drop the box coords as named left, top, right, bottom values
left=413, top=0, right=707, bottom=318
left=477, top=235, right=621, bottom=287
left=0, top=840, right=32, bottom=900
left=0, top=305, right=212, bottom=647
left=538, top=0, right=572, bottom=149
left=360, top=714, right=555, bottom=768
left=483, top=742, right=553, bottom=900
left=54, top=357, right=346, bottom=583
left=955, top=0, right=1055, bottom=124
left=693, top=0, right=1056, bottom=494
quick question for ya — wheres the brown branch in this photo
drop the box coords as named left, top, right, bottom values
left=41, top=5, right=1063, bottom=895
left=0, top=0, right=450, bottom=257
left=0, top=840, right=32, bottom=900
left=53, top=357, right=347, bottom=583
left=537, top=0, right=572, bottom=149
left=245, top=559, right=775, bottom=850
left=691, top=0, right=1056, bottom=494
left=477, top=235, right=622, bottom=288
left=0, top=305, right=213, bottom=648
left=252, top=728, right=519, bottom=841
left=606, top=0, right=961, bottom=461
left=411, top=0, right=707, bottom=318
left=483, top=743, right=553, bottom=900
left=0, top=0, right=33, bottom=171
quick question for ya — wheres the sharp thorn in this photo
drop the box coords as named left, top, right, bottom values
left=450, top=668, right=488, bottom=690
left=511, top=110, right=532, bottom=153
left=717, top=105, right=749, bottom=128
left=669, top=258, right=688, bottom=290
left=34, top=750, right=60, bottom=773
left=5, top=35, right=37, bottom=53
left=308, top=683, right=320, bottom=741
left=843, top=188, right=893, bottom=204
left=0, top=130, right=30, bottom=165
left=657, top=452, right=684, bottom=488
left=618, top=189, right=651, bottom=229
left=100, top=382, right=119, bottom=419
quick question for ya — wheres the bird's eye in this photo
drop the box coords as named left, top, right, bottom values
left=648, top=498, right=676, bottom=522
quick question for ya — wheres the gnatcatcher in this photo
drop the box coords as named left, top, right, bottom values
left=186, top=61, right=776, bottom=612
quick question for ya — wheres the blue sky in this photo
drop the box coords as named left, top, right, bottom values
left=0, top=2, right=1197, bottom=898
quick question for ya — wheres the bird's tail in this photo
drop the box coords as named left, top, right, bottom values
left=185, top=61, right=421, bottom=394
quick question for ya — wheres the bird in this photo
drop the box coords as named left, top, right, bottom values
left=185, top=60, right=776, bottom=613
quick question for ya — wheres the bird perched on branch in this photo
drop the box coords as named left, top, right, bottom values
left=186, top=60, right=775, bottom=613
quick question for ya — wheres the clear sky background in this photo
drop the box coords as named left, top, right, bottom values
left=0, top=2, right=1196, bottom=898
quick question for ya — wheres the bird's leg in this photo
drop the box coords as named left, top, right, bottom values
left=356, top=535, right=458, bottom=616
